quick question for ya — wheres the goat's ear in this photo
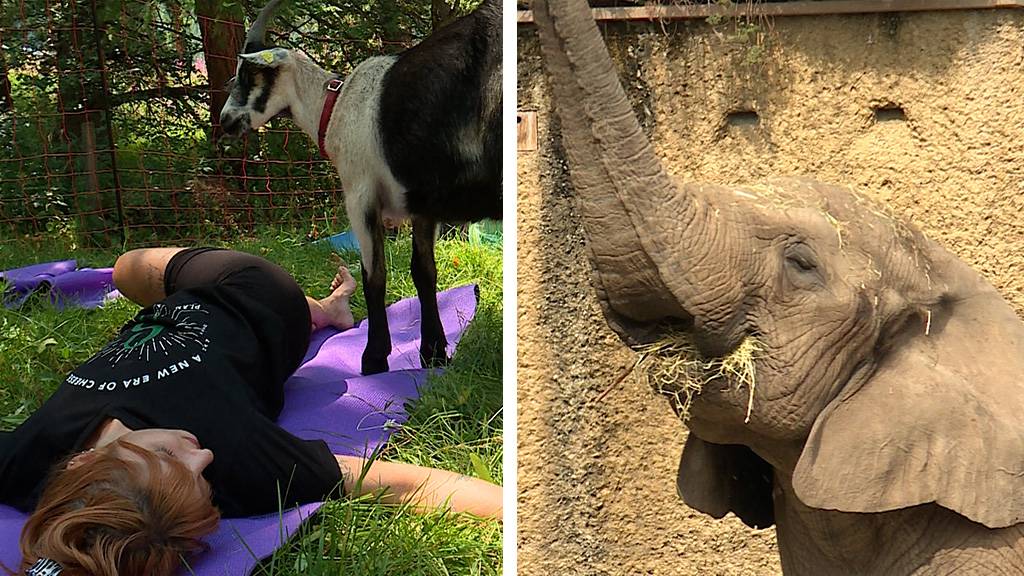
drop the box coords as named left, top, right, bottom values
left=238, top=48, right=290, bottom=68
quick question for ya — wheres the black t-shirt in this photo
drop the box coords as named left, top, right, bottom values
left=0, top=249, right=343, bottom=517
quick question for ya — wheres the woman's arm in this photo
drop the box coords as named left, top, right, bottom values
left=336, top=455, right=502, bottom=520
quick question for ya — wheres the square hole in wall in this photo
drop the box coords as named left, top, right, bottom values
left=873, top=105, right=907, bottom=122
left=726, top=110, right=760, bottom=127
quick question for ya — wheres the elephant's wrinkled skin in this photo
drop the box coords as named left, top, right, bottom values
left=532, top=0, right=1024, bottom=573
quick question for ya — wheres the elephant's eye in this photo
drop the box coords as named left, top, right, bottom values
left=784, top=242, right=823, bottom=288
left=787, top=251, right=816, bottom=271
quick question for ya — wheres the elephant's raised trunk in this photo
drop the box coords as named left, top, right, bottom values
left=534, top=0, right=706, bottom=327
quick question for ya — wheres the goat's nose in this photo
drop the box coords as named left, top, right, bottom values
left=220, top=114, right=244, bottom=138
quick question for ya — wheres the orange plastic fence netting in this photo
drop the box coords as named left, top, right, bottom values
left=1, top=0, right=424, bottom=247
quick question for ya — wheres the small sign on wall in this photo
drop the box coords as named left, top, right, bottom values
left=518, top=111, right=538, bottom=151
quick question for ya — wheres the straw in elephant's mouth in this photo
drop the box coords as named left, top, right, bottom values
left=633, top=333, right=761, bottom=423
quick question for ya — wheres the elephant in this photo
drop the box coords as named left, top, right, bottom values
left=531, top=0, right=1024, bottom=573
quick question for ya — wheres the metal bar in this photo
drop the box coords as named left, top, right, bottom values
left=517, top=0, right=1024, bottom=24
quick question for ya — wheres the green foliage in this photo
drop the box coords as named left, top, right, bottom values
left=703, top=1, right=768, bottom=65
left=253, top=497, right=500, bottom=575
left=1, top=0, right=460, bottom=246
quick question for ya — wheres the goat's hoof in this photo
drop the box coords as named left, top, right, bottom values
left=420, top=347, right=450, bottom=368
left=427, top=355, right=451, bottom=368
left=361, top=355, right=390, bottom=375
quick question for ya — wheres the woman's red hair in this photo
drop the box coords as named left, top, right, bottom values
left=18, top=440, right=220, bottom=576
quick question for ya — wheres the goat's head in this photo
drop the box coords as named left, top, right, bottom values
left=219, top=0, right=295, bottom=139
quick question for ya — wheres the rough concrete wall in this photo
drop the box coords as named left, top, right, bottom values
left=517, top=9, right=1024, bottom=576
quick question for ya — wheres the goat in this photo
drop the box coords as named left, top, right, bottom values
left=219, top=0, right=502, bottom=375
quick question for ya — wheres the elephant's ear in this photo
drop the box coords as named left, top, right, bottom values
left=793, top=290, right=1024, bottom=529
left=677, top=436, right=775, bottom=529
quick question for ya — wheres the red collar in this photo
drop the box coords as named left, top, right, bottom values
left=318, top=78, right=344, bottom=159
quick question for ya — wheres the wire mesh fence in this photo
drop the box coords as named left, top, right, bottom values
left=1, top=0, right=444, bottom=248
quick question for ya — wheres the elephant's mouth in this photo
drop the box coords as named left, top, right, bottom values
left=607, top=311, right=761, bottom=423
left=634, top=330, right=761, bottom=421
left=602, top=304, right=692, bottom=347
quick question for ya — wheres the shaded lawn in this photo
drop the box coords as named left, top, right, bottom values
left=0, top=228, right=502, bottom=575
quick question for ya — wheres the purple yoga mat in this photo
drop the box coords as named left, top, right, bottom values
left=1, top=260, right=121, bottom=309
left=0, top=284, right=478, bottom=576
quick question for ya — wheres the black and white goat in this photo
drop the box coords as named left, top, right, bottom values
left=219, top=0, right=502, bottom=375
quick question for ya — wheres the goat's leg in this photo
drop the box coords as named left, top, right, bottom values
left=357, top=207, right=392, bottom=375
left=411, top=216, right=448, bottom=367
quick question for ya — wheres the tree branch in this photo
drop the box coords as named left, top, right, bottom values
left=81, top=84, right=209, bottom=110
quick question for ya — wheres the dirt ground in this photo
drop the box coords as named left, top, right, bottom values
left=517, top=8, right=1024, bottom=575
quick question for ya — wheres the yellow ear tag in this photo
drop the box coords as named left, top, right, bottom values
left=261, top=51, right=275, bottom=64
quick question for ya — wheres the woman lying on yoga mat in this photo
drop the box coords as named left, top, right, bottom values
left=0, top=247, right=501, bottom=576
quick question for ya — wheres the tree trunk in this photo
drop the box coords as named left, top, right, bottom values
left=195, top=0, right=249, bottom=216
left=195, top=0, right=245, bottom=142
left=54, top=1, right=88, bottom=148
left=0, top=50, right=12, bottom=113
left=53, top=0, right=113, bottom=243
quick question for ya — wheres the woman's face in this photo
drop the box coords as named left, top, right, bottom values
left=113, top=429, right=214, bottom=490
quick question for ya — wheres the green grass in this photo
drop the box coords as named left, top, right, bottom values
left=0, top=227, right=502, bottom=575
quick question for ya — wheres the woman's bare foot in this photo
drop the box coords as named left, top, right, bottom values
left=309, top=266, right=357, bottom=332
left=329, top=266, right=355, bottom=293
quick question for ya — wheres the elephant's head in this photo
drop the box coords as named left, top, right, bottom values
left=533, top=0, right=1024, bottom=530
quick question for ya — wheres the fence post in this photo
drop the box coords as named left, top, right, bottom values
left=88, top=0, right=127, bottom=247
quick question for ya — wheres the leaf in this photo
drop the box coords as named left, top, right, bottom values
left=468, top=453, right=494, bottom=484
left=0, top=402, right=32, bottom=431
left=36, top=337, right=57, bottom=353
